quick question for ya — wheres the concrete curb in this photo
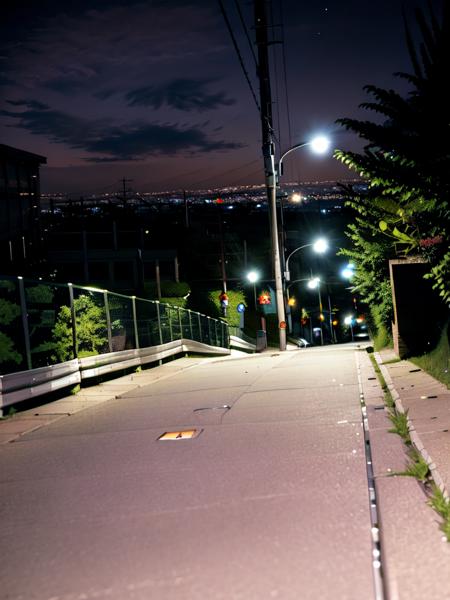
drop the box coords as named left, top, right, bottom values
left=374, top=351, right=449, bottom=500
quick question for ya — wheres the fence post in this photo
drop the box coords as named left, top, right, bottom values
left=156, top=301, right=163, bottom=345
left=17, top=276, right=32, bottom=370
left=188, top=310, right=193, bottom=340
left=167, top=306, right=173, bottom=341
left=178, top=307, right=183, bottom=340
left=215, top=320, right=219, bottom=346
left=104, top=290, right=113, bottom=353
left=68, top=283, right=78, bottom=359
left=207, top=316, right=211, bottom=345
left=198, top=313, right=203, bottom=342
left=132, top=296, right=139, bottom=349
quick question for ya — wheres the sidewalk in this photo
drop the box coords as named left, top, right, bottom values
left=377, top=348, right=450, bottom=496
left=0, top=356, right=212, bottom=444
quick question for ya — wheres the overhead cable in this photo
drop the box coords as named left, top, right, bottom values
left=217, top=0, right=261, bottom=113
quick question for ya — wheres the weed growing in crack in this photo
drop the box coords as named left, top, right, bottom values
left=428, top=485, right=450, bottom=542
left=388, top=410, right=411, bottom=444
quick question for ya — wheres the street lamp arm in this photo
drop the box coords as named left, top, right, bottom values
left=287, top=277, right=314, bottom=292
left=277, top=141, right=308, bottom=175
left=285, top=243, right=312, bottom=271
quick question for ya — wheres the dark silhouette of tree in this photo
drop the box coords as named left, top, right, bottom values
left=335, top=2, right=450, bottom=312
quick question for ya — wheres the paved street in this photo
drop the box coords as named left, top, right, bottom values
left=1, top=344, right=449, bottom=599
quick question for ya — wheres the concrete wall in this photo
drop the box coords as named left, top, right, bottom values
left=389, top=258, right=447, bottom=358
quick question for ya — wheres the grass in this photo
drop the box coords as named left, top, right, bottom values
left=368, top=346, right=450, bottom=542
left=382, top=358, right=402, bottom=365
left=428, top=485, right=450, bottom=541
left=373, top=324, right=393, bottom=352
left=0, top=406, right=17, bottom=420
left=388, top=409, right=411, bottom=443
left=409, top=324, right=450, bottom=389
left=368, top=352, right=395, bottom=409
left=398, top=448, right=430, bottom=482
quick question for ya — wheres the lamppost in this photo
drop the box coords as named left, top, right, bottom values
left=276, top=136, right=330, bottom=278
left=283, top=238, right=328, bottom=333
left=271, top=135, right=331, bottom=350
left=284, top=238, right=329, bottom=283
left=344, top=315, right=355, bottom=341
left=307, top=276, right=324, bottom=345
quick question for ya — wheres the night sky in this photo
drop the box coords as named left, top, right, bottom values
left=0, top=0, right=441, bottom=195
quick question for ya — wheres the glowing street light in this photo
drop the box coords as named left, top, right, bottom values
left=310, top=135, right=331, bottom=154
left=344, top=314, right=355, bottom=341
left=312, top=238, right=328, bottom=254
left=307, top=276, right=320, bottom=289
left=246, top=270, right=260, bottom=310
left=277, top=135, right=332, bottom=177
left=285, top=238, right=329, bottom=282
left=341, top=263, right=355, bottom=280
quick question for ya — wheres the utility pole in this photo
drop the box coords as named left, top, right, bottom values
left=218, top=205, right=227, bottom=293
left=183, top=189, right=189, bottom=228
left=254, top=0, right=286, bottom=350
left=119, top=177, right=133, bottom=207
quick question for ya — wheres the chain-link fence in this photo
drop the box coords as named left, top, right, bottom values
left=0, top=276, right=229, bottom=376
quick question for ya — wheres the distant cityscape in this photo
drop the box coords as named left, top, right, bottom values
left=41, top=179, right=367, bottom=215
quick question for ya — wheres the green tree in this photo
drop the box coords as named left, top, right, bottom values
left=0, top=295, right=22, bottom=366
left=52, top=295, right=109, bottom=361
left=335, top=3, right=450, bottom=311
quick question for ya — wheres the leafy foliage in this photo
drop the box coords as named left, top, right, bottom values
left=0, top=298, right=21, bottom=325
left=0, top=296, right=22, bottom=365
left=335, top=3, right=450, bottom=317
left=0, top=331, right=22, bottom=365
left=207, top=289, right=246, bottom=327
left=144, top=280, right=190, bottom=300
left=52, top=295, right=109, bottom=362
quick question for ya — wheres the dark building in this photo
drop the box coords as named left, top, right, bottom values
left=0, top=144, right=47, bottom=274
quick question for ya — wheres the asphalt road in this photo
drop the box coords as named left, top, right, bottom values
left=1, top=345, right=379, bottom=600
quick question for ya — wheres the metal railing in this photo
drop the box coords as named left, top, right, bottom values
left=0, top=276, right=230, bottom=411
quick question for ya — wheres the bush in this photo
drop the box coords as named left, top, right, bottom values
left=144, top=281, right=190, bottom=299
left=410, top=322, right=450, bottom=388
left=207, top=289, right=246, bottom=327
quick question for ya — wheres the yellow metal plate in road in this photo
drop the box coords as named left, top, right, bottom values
left=158, top=429, right=199, bottom=441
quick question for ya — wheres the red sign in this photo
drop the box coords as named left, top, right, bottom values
left=258, top=291, right=271, bottom=305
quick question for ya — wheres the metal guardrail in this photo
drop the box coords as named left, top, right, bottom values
left=0, top=276, right=230, bottom=413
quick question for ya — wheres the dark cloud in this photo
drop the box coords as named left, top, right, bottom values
left=1, top=100, right=243, bottom=162
left=125, top=78, right=235, bottom=112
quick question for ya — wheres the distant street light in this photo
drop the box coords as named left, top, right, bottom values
left=307, top=276, right=324, bottom=345
left=344, top=314, right=355, bottom=341
left=246, top=270, right=259, bottom=310
left=341, top=263, right=355, bottom=280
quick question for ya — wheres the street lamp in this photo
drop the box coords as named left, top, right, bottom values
left=344, top=315, right=355, bottom=341
left=246, top=270, right=259, bottom=310
left=307, top=276, right=324, bottom=345
left=285, top=238, right=328, bottom=283
left=283, top=238, right=328, bottom=334
left=270, top=135, right=331, bottom=350
left=341, top=263, right=355, bottom=280
left=277, top=135, right=331, bottom=179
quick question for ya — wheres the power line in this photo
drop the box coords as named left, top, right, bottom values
left=233, top=0, right=258, bottom=69
left=280, top=0, right=293, bottom=152
left=217, top=0, right=261, bottom=113
left=186, top=157, right=262, bottom=189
